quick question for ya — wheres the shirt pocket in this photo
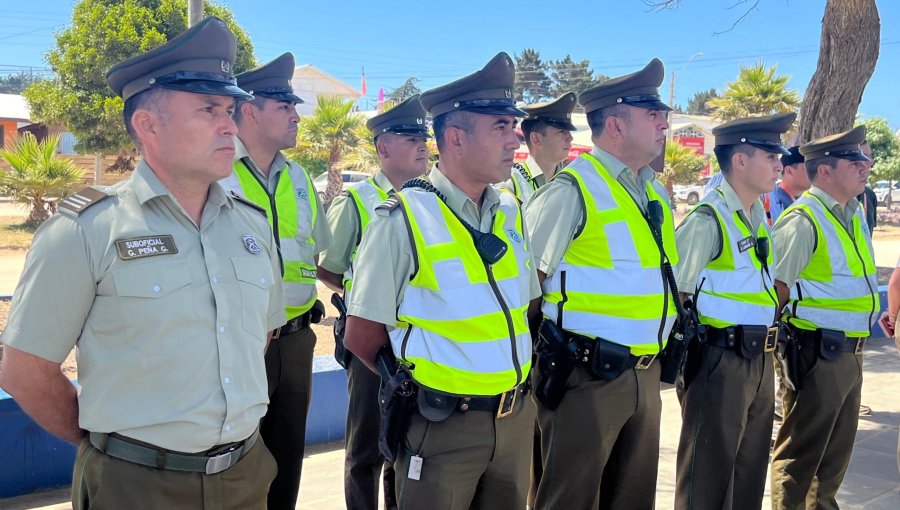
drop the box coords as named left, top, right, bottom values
left=232, top=256, right=276, bottom=337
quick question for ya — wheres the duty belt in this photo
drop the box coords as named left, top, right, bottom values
left=272, top=310, right=312, bottom=339
left=706, top=325, right=778, bottom=353
left=456, top=382, right=530, bottom=419
left=797, top=330, right=866, bottom=354
left=89, top=428, right=259, bottom=475
left=575, top=337, right=657, bottom=370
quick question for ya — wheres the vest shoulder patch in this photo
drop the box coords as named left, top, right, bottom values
left=59, top=186, right=112, bottom=215
left=376, top=195, right=401, bottom=213
left=229, top=191, right=267, bottom=215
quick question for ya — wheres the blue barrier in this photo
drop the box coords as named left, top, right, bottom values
left=0, top=287, right=892, bottom=498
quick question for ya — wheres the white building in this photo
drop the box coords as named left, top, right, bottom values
left=291, top=65, right=361, bottom=117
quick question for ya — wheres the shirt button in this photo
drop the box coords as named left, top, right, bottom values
left=224, top=424, right=232, bottom=432
left=152, top=285, right=161, bottom=293
left=219, top=326, right=226, bottom=333
left=259, top=278, right=266, bottom=285
left=223, top=377, right=231, bottom=384
left=212, top=276, right=219, bottom=284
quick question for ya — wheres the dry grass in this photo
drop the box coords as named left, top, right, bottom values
left=0, top=216, right=35, bottom=250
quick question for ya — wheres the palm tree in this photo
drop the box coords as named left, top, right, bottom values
left=0, top=133, right=83, bottom=226
left=663, top=142, right=706, bottom=198
left=295, top=95, right=366, bottom=204
left=707, top=61, right=801, bottom=123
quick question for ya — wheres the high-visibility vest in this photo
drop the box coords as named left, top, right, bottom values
left=781, top=192, right=879, bottom=336
left=387, top=189, right=533, bottom=396
left=221, top=159, right=318, bottom=319
left=342, top=177, right=389, bottom=295
left=690, top=187, right=777, bottom=329
left=509, top=161, right=539, bottom=203
left=541, top=153, right=678, bottom=356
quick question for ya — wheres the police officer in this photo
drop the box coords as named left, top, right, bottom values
left=343, top=52, right=541, bottom=509
left=0, top=18, right=284, bottom=509
left=770, top=125, right=879, bottom=509
left=673, top=113, right=794, bottom=510
left=317, top=95, right=430, bottom=510
left=526, top=58, right=675, bottom=509
left=768, top=145, right=808, bottom=221
left=497, top=92, right=577, bottom=203
left=219, top=52, right=332, bottom=510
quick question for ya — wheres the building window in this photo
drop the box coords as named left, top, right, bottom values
left=675, top=127, right=704, bottom=138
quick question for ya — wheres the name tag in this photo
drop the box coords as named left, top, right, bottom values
left=115, top=235, right=178, bottom=260
left=737, top=236, right=754, bottom=253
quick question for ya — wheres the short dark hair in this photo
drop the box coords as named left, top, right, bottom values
left=232, top=96, right=268, bottom=124
left=521, top=119, right=550, bottom=148
left=713, top=144, right=757, bottom=174
left=123, top=88, right=169, bottom=148
left=805, top=156, right=840, bottom=182
left=432, top=110, right=476, bottom=152
left=586, top=104, right=630, bottom=137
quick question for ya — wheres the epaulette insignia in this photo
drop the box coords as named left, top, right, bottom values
left=230, top=192, right=267, bottom=215
left=59, top=186, right=111, bottom=214
left=513, top=162, right=531, bottom=182
left=376, top=195, right=401, bottom=212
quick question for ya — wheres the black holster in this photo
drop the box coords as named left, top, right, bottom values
left=661, top=302, right=701, bottom=384
left=774, top=323, right=802, bottom=391
left=534, top=320, right=577, bottom=411
left=330, top=293, right=352, bottom=369
left=376, top=346, right=417, bottom=463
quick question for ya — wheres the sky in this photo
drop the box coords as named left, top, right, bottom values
left=2, top=1, right=899, bottom=129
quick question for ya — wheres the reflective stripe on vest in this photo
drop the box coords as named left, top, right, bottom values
left=388, top=189, right=533, bottom=396
left=223, top=160, right=318, bottom=319
left=510, top=162, right=538, bottom=203
left=541, top=153, right=678, bottom=355
left=782, top=193, right=879, bottom=336
left=692, top=188, right=777, bottom=328
left=342, top=178, right=389, bottom=294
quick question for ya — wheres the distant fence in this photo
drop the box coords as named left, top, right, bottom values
left=0, top=154, right=133, bottom=187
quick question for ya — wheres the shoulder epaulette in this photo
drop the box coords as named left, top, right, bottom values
left=229, top=191, right=267, bottom=215
left=376, top=195, right=401, bottom=212
left=59, top=186, right=111, bottom=214
left=513, top=162, right=531, bottom=182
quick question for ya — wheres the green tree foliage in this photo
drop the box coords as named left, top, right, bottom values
left=707, top=61, right=800, bottom=122
left=289, top=96, right=366, bottom=204
left=0, top=72, right=43, bottom=94
left=858, top=117, right=900, bottom=184
left=386, top=77, right=422, bottom=102
left=514, top=49, right=552, bottom=103
left=0, top=133, right=84, bottom=226
left=686, top=88, right=719, bottom=115
left=549, top=55, right=608, bottom=97
left=663, top=142, right=705, bottom=195
left=23, top=0, right=256, bottom=156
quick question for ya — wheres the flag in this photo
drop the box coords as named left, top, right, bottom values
left=361, top=67, right=367, bottom=96
left=377, top=87, right=385, bottom=112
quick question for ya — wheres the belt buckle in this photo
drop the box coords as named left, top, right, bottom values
left=496, top=388, right=517, bottom=419
left=635, top=354, right=655, bottom=370
left=205, top=445, right=242, bottom=475
left=765, top=327, right=778, bottom=353
left=271, top=326, right=282, bottom=340
left=854, top=337, right=866, bottom=355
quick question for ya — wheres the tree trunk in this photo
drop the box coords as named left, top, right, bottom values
left=324, top=145, right=343, bottom=205
left=798, top=0, right=879, bottom=142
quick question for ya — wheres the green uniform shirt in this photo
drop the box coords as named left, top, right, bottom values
left=772, top=185, right=860, bottom=288
left=525, top=146, right=668, bottom=277
left=318, top=171, right=394, bottom=275
left=347, top=165, right=541, bottom=327
left=233, top=138, right=332, bottom=255
left=496, top=155, right=549, bottom=195
left=675, top=177, right=766, bottom=293
left=0, top=161, right=285, bottom=452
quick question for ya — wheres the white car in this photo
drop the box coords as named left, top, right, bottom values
left=873, top=180, right=900, bottom=205
left=673, top=176, right=712, bottom=205
left=313, top=170, right=370, bottom=201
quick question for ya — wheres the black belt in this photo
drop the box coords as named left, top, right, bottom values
left=89, top=428, right=259, bottom=475
left=272, top=311, right=312, bottom=339
left=575, top=338, right=658, bottom=370
left=456, top=382, right=530, bottom=419
left=797, top=330, right=866, bottom=354
left=706, top=326, right=778, bottom=353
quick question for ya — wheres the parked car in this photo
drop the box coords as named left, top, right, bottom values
left=313, top=170, right=370, bottom=201
left=673, top=176, right=712, bottom=205
left=873, top=180, right=900, bottom=206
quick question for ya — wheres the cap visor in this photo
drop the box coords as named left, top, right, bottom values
left=839, top=152, right=872, bottom=162
left=162, top=81, right=253, bottom=100
left=388, top=128, right=432, bottom=138
left=463, top=105, right=529, bottom=117
left=630, top=100, right=672, bottom=112
left=751, top=142, right=791, bottom=156
left=254, top=91, right=305, bottom=104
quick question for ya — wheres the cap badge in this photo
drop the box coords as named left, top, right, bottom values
left=242, top=234, right=261, bottom=254
left=416, top=118, right=423, bottom=125
left=221, top=60, right=231, bottom=73
left=505, top=89, right=512, bottom=99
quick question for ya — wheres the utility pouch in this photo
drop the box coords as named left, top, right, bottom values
left=416, top=390, right=458, bottom=423
left=587, top=339, right=631, bottom=380
left=737, top=325, right=768, bottom=360
left=330, top=294, right=352, bottom=369
left=818, top=328, right=846, bottom=361
left=310, top=299, right=326, bottom=324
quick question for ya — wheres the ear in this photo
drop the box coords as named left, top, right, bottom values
left=131, top=109, right=158, bottom=142
left=447, top=126, right=463, bottom=150
left=240, top=101, right=258, bottom=124
left=529, top=130, right=542, bottom=148
left=731, top=152, right=745, bottom=172
left=607, top=116, right=625, bottom=140
left=376, top=137, right=389, bottom=158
